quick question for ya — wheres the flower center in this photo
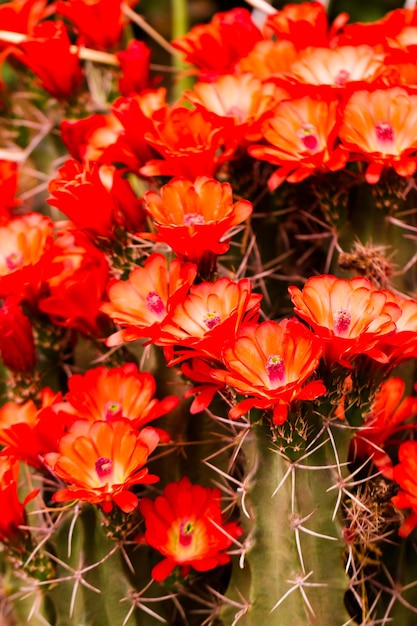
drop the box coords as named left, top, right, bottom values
left=297, top=124, right=319, bottom=151
left=266, top=354, right=285, bottom=384
left=334, top=68, right=350, bottom=86
left=333, top=308, right=351, bottom=334
left=375, top=121, right=394, bottom=144
left=179, top=520, right=195, bottom=546
left=5, top=252, right=23, bottom=271
left=203, top=311, right=221, bottom=329
left=225, top=105, right=245, bottom=124
left=95, top=456, right=113, bottom=478
left=104, top=401, right=123, bottom=421
left=146, top=291, right=165, bottom=315
left=183, top=213, right=205, bottom=226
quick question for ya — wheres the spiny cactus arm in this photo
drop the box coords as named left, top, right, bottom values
left=222, top=416, right=351, bottom=626
left=44, top=506, right=157, bottom=626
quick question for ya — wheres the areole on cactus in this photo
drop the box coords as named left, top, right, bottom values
left=2, top=0, right=417, bottom=625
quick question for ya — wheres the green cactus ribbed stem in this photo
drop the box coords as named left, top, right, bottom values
left=170, top=0, right=193, bottom=101
left=170, top=0, right=188, bottom=45
left=45, top=505, right=140, bottom=626
left=222, top=418, right=351, bottom=626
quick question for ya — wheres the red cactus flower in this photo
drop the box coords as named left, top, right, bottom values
left=158, top=277, right=262, bottom=364
left=117, top=40, right=151, bottom=97
left=288, top=45, right=386, bottom=88
left=211, top=318, right=326, bottom=424
left=0, top=0, right=54, bottom=38
left=0, top=298, right=36, bottom=372
left=0, top=400, right=38, bottom=464
left=352, top=377, right=417, bottom=478
left=60, top=113, right=123, bottom=163
left=181, top=358, right=225, bottom=414
left=337, top=7, right=407, bottom=48
left=0, top=161, right=19, bottom=225
left=64, top=363, right=178, bottom=429
left=0, top=456, right=38, bottom=546
left=111, top=88, right=168, bottom=169
left=140, top=107, right=237, bottom=180
left=171, top=8, right=262, bottom=79
left=143, top=177, right=252, bottom=269
left=56, top=0, right=136, bottom=50
left=0, top=212, right=53, bottom=303
left=377, top=292, right=417, bottom=364
left=139, top=476, right=242, bottom=581
left=237, top=40, right=298, bottom=80
left=39, top=231, right=110, bottom=337
left=101, top=253, right=197, bottom=346
left=48, top=159, right=145, bottom=237
left=0, top=390, right=72, bottom=470
left=392, top=441, right=417, bottom=536
left=263, top=1, right=348, bottom=49
left=288, top=275, right=402, bottom=367
left=47, top=159, right=115, bottom=238
left=182, top=74, right=285, bottom=144
left=339, top=87, right=417, bottom=183
left=45, top=419, right=160, bottom=513
left=248, top=95, right=347, bottom=190
left=389, top=10, right=417, bottom=49
left=12, top=21, right=83, bottom=99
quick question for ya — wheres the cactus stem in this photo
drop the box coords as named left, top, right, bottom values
left=221, top=418, right=352, bottom=625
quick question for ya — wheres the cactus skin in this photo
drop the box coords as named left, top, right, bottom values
left=221, top=413, right=351, bottom=626
left=45, top=507, right=139, bottom=626
left=5, top=506, right=145, bottom=626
